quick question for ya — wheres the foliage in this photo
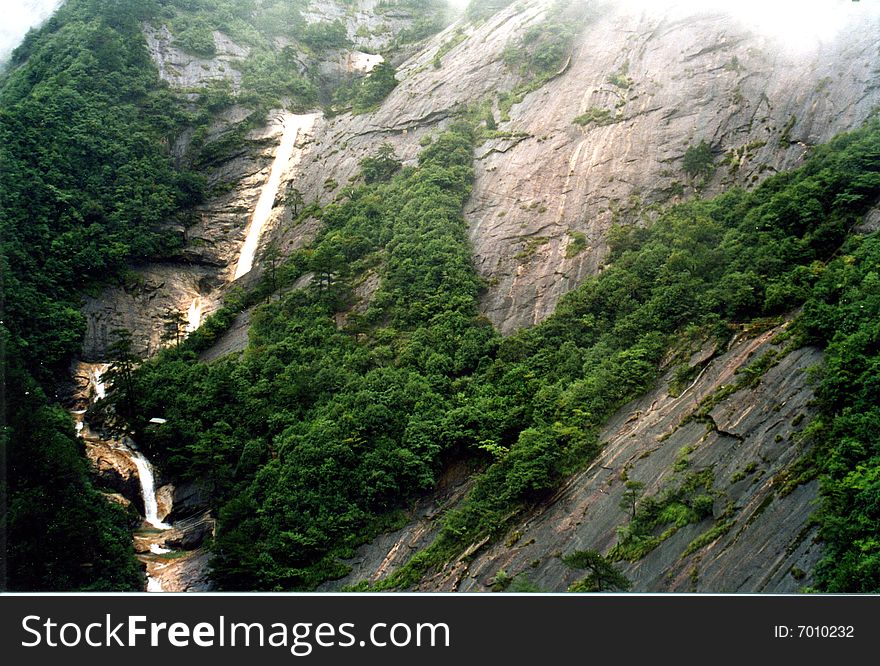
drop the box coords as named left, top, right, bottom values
left=380, top=116, right=880, bottom=590
left=352, top=61, right=399, bottom=113
left=611, top=470, right=714, bottom=562
left=683, top=140, right=715, bottom=180
left=173, top=17, right=217, bottom=56
left=360, top=143, right=402, bottom=184
left=466, top=0, right=517, bottom=22
left=299, top=20, right=350, bottom=52
left=117, top=121, right=486, bottom=589
left=797, top=232, right=880, bottom=592
left=1, top=0, right=204, bottom=590
left=573, top=107, right=618, bottom=127
left=7, top=0, right=880, bottom=594
left=563, top=549, right=631, bottom=592
left=497, top=1, right=596, bottom=121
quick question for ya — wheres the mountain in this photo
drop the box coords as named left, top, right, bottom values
left=2, top=0, right=878, bottom=592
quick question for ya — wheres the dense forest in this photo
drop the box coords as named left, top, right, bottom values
left=2, top=0, right=878, bottom=592
left=1, top=0, right=199, bottom=591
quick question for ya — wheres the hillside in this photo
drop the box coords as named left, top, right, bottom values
left=2, top=0, right=878, bottom=593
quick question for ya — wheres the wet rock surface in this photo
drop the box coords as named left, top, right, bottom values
left=72, top=0, right=880, bottom=592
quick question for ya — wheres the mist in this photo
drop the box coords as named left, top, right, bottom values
left=0, top=0, right=63, bottom=64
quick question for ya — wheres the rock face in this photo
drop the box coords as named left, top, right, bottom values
left=108, top=0, right=880, bottom=356
left=80, top=110, right=319, bottom=358
left=143, top=25, right=248, bottom=91
left=280, top=0, right=880, bottom=332
left=81, top=434, right=145, bottom=516
left=303, top=0, right=420, bottom=52
left=329, top=321, right=824, bottom=592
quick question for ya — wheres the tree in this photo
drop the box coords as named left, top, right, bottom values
left=105, top=328, right=139, bottom=425
left=682, top=140, right=715, bottom=180
left=263, top=240, right=281, bottom=295
left=285, top=186, right=305, bottom=216
left=620, top=479, right=645, bottom=519
left=563, top=549, right=631, bottom=592
left=161, top=308, right=187, bottom=347
left=360, top=143, right=401, bottom=184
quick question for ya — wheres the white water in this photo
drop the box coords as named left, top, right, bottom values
left=150, top=543, right=171, bottom=555
left=90, top=363, right=109, bottom=400
left=233, top=112, right=319, bottom=279
left=185, top=295, right=202, bottom=333
left=130, top=449, right=172, bottom=530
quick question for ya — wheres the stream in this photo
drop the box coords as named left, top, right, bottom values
left=69, top=109, right=319, bottom=591
left=72, top=363, right=172, bottom=592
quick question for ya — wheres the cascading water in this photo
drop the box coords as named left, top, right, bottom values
left=130, top=450, right=172, bottom=530
left=233, top=112, right=319, bottom=279
left=67, top=110, right=318, bottom=593
left=73, top=362, right=172, bottom=591
left=186, top=295, right=202, bottom=334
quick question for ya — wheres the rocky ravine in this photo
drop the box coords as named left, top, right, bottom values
left=327, top=321, right=824, bottom=592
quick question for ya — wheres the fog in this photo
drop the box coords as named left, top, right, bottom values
left=0, top=0, right=63, bottom=64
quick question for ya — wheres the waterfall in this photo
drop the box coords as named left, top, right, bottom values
left=130, top=449, right=172, bottom=530
left=233, top=112, right=319, bottom=279
left=73, top=362, right=173, bottom=591
left=186, top=295, right=202, bottom=334
left=90, top=363, right=109, bottom=400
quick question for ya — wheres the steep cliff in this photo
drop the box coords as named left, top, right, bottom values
left=83, top=0, right=880, bottom=352
left=291, top=0, right=880, bottom=332
left=326, top=320, right=824, bottom=592
left=67, top=0, right=880, bottom=593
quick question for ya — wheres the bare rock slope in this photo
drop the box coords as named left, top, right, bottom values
left=296, top=0, right=880, bottom=332
left=329, top=322, right=824, bottom=592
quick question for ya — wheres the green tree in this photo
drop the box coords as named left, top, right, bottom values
left=683, top=140, right=715, bottom=179
left=161, top=308, right=187, bottom=347
left=360, top=143, right=401, bottom=184
left=285, top=186, right=305, bottom=216
left=620, top=479, right=645, bottom=519
left=105, top=328, right=139, bottom=419
left=563, top=549, right=632, bottom=592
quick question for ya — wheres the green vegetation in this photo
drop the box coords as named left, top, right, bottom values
left=334, top=61, right=400, bottom=114
left=611, top=470, right=714, bottom=561
left=565, top=231, right=588, bottom=258
left=563, top=549, right=631, bottom=592
left=682, top=519, right=736, bottom=557
left=797, top=232, right=880, bottom=592
left=113, top=121, right=486, bottom=589
left=113, top=112, right=880, bottom=591
left=0, top=0, right=204, bottom=590
left=498, top=1, right=596, bottom=121
left=360, top=143, right=402, bottom=184
left=573, top=107, right=618, bottom=127
left=299, top=20, right=350, bottom=52
left=4, top=0, right=880, bottom=595
left=465, top=0, right=518, bottom=23
left=607, top=63, right=633, bottom=90
left=682, top=140, right=715, bottom=180
left=172, top=17, right=217, bottom=56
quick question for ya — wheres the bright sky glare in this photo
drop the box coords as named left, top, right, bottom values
left=0, top=0, right=62, bottom=63
left=614, top=0, right=875, bottom=51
